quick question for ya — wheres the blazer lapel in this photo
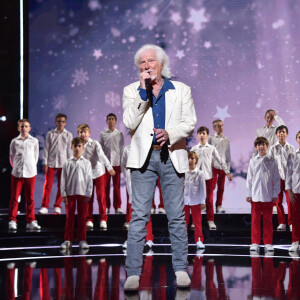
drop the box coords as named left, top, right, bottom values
left=165, top=89, right=177, bottom=127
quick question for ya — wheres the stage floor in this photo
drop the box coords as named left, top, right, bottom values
left=0, top=212, right=299, bottom=299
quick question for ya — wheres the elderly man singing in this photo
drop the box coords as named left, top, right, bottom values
left=123, top=44, right=197, bottom=291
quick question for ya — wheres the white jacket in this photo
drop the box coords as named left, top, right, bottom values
left=122, top=80, right=197, bottom=173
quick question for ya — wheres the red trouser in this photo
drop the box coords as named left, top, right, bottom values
left=64, top=195, right=88, bottom=242
left=105, top=166, right=121, bottom=210
left=157, top=265, right=167, bottom=299
left=184, top=205, right=204, bottom=242
left=205, top=260, right=218, bottom=300
left=191, top=256, right=204, bottom=289
left=152, top=178, right=164, bottom=209
left=277, top=179, right=291, bottom=225
left=212, top=167, right=226, bottom=208
left=216, top=265, right=227, bottom=300
left=94, top=259, right=108, bottom=300
left=9, top=175, right=36, bottom=223
left=139, top=255, right=154, bottom=291
left=128, top=202, right=154, bottom=242
left=42, top=167, right=63, bottom=208
left=251, top=257, right=275, bottom=298
left=291, top=193, right=300, bottom=242
left=251, top=201, right=273, bottom=245
left=274, top=262, right=287, bottom=300
left=40, top=269, right=50, bottom=300
left=288, top=260, right=300, bottom=299
left=87, top=175, right=107, bottom=222
left=205, top=179, right=214, bottom=221
left=63, top=257, right=74, bottom=299
left=54, top=269, right=62, bottom=300
left=75, top=257, right=88, bottom=299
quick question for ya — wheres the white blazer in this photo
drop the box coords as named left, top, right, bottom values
left=122, top=80, right=197, bottom=173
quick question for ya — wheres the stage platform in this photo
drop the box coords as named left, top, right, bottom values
left=0, top=212, right=298, bottom=299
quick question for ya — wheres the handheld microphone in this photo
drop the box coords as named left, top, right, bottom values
left=145, top=78, right=153, bottom=106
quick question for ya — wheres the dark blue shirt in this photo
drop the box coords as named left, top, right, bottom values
left=138, top=78, right=175, bottom=144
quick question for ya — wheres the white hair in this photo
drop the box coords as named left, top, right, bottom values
left=134, top=44, right=172, bottom=79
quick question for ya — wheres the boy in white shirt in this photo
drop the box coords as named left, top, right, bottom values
left=191, top=126, right=232, bottom=230
left=269, top=125, right=295, bottom=231
left=246, top=137, right=280, bottom=253
left=9, top=119, right=41, bottom=230
left=60, top=137, right=93, bottom=250
left=208, top=119, right=231, bottom=214
left=77, top=124, right=115, bottom=230
left=253, top=109, right=285, bottom=156
left=184, top=151, right=206, bottom=249
left=285, top=130, right=300, bottom=252
left=39, top=113, right=73, bottom=215
left=99, top=113, right=124, bottom=214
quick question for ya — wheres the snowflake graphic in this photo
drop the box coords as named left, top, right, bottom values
left=176, top=50, right=185, bottom=59
left=170, top=11, right=182, bottom=26
left=213, top=105, right=231, bottom=121
left=187, top=8, right=209, bottom=32
left=140, top=11, right=158, bottom=30
left=105, top=91, right=121, bottom=108
left=93, top=49, right=103, bottom=60
left=72, top=68, right=89, bottom=86
left=53, top=95, right=67, bottom=110
left=88, top=0, right=101, bottom=11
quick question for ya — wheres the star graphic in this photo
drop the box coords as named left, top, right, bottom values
left=204, top=41, right=212, bottom=49
left=187, top=8, right=209, bottom=32
left=213, top=105, right=231, bottom=121
left=176, top=50, right=185, bottom=59
left=93, top=49, right=103, bottom=60
left=170, top=11, right=182, bottom=26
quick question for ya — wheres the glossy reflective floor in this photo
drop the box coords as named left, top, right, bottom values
left=1, top=243, right=299, bottom=299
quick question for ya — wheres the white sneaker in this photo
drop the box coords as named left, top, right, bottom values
left=86, top=221, right=94, bottom=229
left=290, top=225, right=293, bottom=231
left=124, top=275, right=140, bottom=291
left=123, top=222, right=129, bottom=230
left=208, top=221, right=217, bottom=230
left=79, top=241, right=89, bottom=249
left=250, top=244, right=259, bottom=252
left=100, top=221, right=107, bottom=229
left=190, top=223, right=195, bottom=229
left=7, top=263, right=15, bottom=269
left=145, top=240, right=154, bottom=248
left=54, top=207, right=61, bottom=214
left=38, top=207, right=48, bottom=214
left=265, top=244, right=274, bottom=252
left=60, top=240, right=72, bottom=249
left=289, top=242, right=299, bottom=252
left=273, top=206, right=277, bottom=214
left=196, top=249, right=205, bottom=258
left=116, top=208, right=124, bottom=214
left=158, top=207, right=166, bottom=214
left=277, top=224, right=286, bottom=231
left=8, top=220, right=17, bottom=230
left=123, top=240, right=127, bottom=249
left=175, top=271, right=191, bottom=288
left=151, top=208, right=155, bottom=214
left=26, top=220, right=41, bottom=230
left=216, top=206, right=226, bottom=213
left=196, top=239, right=205, bottom=249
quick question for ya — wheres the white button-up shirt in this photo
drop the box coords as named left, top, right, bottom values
left=285, top=149, right=300, bottom=193
left=60, top=156, right=93, bottom=198
left=190, top=143, right=230, bottom=180
left=10, top=134, right=39, bottom=178
left=99, top=128, right=124, bottom=166
left=184, top=167, right=206, bottom=206
left=121, top=145, right=132, bottom=203
left=253, top=115, right=285, bottom=156
left=208, top=133, right=231, bottom=170
left=43, top=128, right=73, bottom=168
left=269, top=141, right=295, bottom=180
left=82, top=138, right=112, bottom=179
left=246, top=154, right=281, bottom=202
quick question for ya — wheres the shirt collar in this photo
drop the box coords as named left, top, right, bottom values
left=199, top=142, right=209, bottom=148
left=85, top=138, right=93, bottom=145
left=71, top=155, right=84, bottom=161
left=213, top=133, right=224, bottom=138
left=17, top=134, right=33, bottom=140
left=275, top=141, right=289, bottom=147
left=105, top=127, right=118, bottom=133
left=54, top=128, right=66, bottom=133
left=188, top=166, right=198, bottom=173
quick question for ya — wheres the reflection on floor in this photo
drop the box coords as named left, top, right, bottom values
left=1, top=244, right=300, bottom=300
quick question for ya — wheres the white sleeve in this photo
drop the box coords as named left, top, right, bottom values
left=96, top=142, right=112, bottom=171
left=67, top=132, right=73, bottom=159
left=212, top=147, right=230, bottom=174
left=85, top=161, right=93, bottom=198
left=34, top=139, right=39, bottom=164
left=43, top=132, right=50, bottom=165
left=285, top=153, right=293, bottom=191
left=272, top=160, right=281, bottom=197
left=246, top=161, right=253, bottom=198
left=60, top=163, right=67, bottom=197
left=226, top=140, right=231, bottom=169
left=199, top=173, right=206, bottom=204
left=274, top=115, right=285, bottom=126
left=9, top=140, right=15, bottom=167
